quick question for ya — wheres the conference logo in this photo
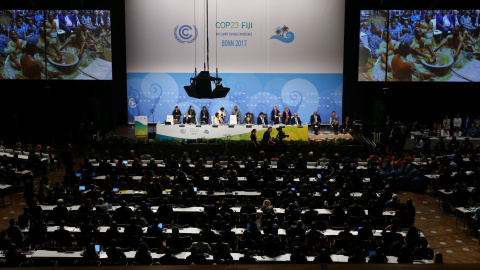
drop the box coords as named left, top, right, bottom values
left=270, top=25, right=295, bottom=43
left=174, top=25, right=198, bottom=44
left=128, top=98, right=137, bottom=108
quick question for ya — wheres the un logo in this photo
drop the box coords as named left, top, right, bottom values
left=174, top=25, right=198, bottom=44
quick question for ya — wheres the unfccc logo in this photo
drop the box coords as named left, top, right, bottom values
left=174, top=25, right=198, bottom=44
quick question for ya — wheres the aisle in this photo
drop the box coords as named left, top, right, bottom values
left=397, top=191, right=480, bottom=263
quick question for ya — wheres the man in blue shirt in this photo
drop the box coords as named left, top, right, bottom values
left=466, top=124, right=479, bottom=137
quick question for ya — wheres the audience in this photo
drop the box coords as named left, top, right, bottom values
left=4, top=118, right=480, bottom=266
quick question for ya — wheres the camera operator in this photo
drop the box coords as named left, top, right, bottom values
left=275, top=127, right=289, bottom=144
left=262, top=127, right=276, bottom=148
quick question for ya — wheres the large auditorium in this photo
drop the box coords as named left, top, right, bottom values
left=0, top=0, right=479, bottom=269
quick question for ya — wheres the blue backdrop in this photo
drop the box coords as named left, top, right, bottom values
left=127, top=73, right=343, bottom=125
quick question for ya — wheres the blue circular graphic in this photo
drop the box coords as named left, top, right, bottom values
left=174, top=25, right=198, bottom=44
left=281, top=79, right=319, bottom=117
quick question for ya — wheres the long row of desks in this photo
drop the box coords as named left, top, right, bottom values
left=10, top=249, right=409, bottom=263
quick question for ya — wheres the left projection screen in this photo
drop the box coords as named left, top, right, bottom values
left=0, top=10, right=112, bottom=80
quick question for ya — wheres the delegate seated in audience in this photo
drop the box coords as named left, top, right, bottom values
left=190, top=234, right=211, bottom=253
left=134, top=242, right=153, bottom=265
left=105, top=239, right=127, bottom=265
left=211, top=234, right=233, bottom=264
left=7, top=130, right=474, bottom=266
left=81, top=242, right=100, bottom=265
left=5, top=243, right=27, bottom=267
left=5, top=219, right=23, bottom=247
left=185, top=247, right=208, bottom=265
left=54, top=220, right=74, bottom=247
left=159, top=247, right=180, bottom=265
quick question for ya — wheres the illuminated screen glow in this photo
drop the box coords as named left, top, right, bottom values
left=358, top=10, right=480, bottom=82
left=0, top=10, right=112, bottom=80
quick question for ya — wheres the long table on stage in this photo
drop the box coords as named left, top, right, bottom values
left=155, top=123, right=308, bottom=141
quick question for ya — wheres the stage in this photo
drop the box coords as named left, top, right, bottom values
left=112, top=124, right=353, bottom=141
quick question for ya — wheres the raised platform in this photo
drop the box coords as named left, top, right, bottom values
left=111, top=124, right=353, bottom=141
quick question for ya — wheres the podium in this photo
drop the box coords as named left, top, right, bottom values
left=229, top=115, right=237, bottom=125
left=165, top=115, right=174, bottom=125
left=134, top=116, right=148, bottom=138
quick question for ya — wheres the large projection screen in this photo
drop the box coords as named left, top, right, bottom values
left=0, top=10, right=112, bottom=80
left=358, top=9, right=480, bottom=82
left=126, top=0, right=344, bottom=124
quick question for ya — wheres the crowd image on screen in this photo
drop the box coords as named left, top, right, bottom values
left=0, top=10, right=112, bottom=80
left=358, top=10, right=480, bottom=82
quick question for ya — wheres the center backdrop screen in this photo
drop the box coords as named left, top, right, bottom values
left=358, top=9, right=480, bottom=82
left=126, top=0, right=344, bottom=124
left=0, top=9, right=112, bottom=80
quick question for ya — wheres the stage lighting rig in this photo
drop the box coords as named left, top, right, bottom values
left=184, top=68, right=230, bottom=99
left=184, top=0, right=229, bottom=99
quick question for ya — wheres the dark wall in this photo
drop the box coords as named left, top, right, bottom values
left=0, top=0, right=126, bottom=147
left=343, top=0, right=480, bottom=127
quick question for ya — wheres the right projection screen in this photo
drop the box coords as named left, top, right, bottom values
left=358, top=10, right=480, bottom=82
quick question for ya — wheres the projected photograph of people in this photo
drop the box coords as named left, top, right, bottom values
left=358, top=10, right=480, bottom=82
left=0, top=10, right=112, bottom=80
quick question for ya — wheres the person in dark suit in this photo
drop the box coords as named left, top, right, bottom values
left=91, top=10, right=104, bottom=36
left=291, top=113, right=301, bottom=125
left=274, top=113, right=285, bottom=124
left=473, top=10, right=480, bottom=37
left=54, top=220, right=75, bottom=247
left=105, top=239, right=127, bottom=265
left=271, top=106, right=280, bottom=122
left=310, top=111, right=321, bottom=135
left=183, top=112, right=194, bottom=124
left=172, top=106, right=181, bottom=124
left=52, top=199, right=70, bottom=225
left=72, top=10, right=82, bottom=28
left=238, top=248, right=258, bottom=264
left=200, top=106, right=209, bottom=124
left=261, top=127, right=275, bottom=147
left=342, top=116, right=353, bottom=134
left=347, top=199, right=366, bottom=217
left=158, top=247, right=180, bottom=265
left=257, top=112, right=268, bottom=125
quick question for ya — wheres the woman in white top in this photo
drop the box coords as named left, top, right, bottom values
left=217, top=107, right=226, bottom=122
left=213, top=112, right=225, bottom=124
left=453, top=113, right=462, bottom=130
left=440, top=128, right=450, bottom=137
left=442, top=115, right=451, bottom=130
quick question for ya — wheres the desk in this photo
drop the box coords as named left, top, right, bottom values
left=26, top=249, right=401, bottom=264
left=437, top=189, right=452, bottom=209
left=0, top=184, right=12, bottom=207
left=455, top=207, right=473, bottom=231
left=438, top=187, right=474, bottom=210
